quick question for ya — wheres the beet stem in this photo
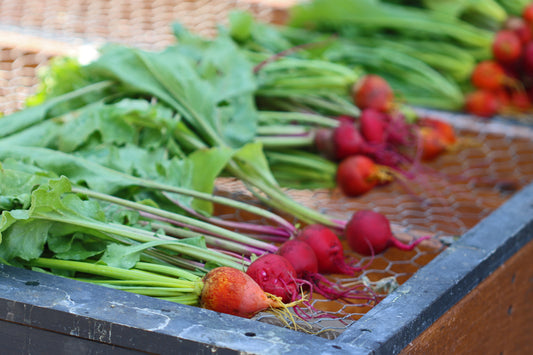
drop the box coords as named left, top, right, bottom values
left=390, top=235, right=432, bottom=251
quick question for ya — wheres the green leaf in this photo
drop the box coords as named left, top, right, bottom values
left=88, top=39, right=258, bottom=149
left=100, top=242, right=144, bottom=269
left=0, top=220, right=52, bottom=261
left=48, top=232, right=107, bottom=260
left=165, top=147, right=234, bottom=215
left=0, top=146, right=136, bottom=195
left=0, top=81, right=113, bottom=139
left=100, top=237, right=208, bottom=269
left=0, top=163, right=53, bottom=211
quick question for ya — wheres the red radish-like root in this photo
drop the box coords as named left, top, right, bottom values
left=277, top=239, right=376, bottom=303
left=276, top=239, right=318, bottom=277
left=246, top=253, right=301, bottom=303
left=297, top=224, right=364, bottom=275
left=416, top=117, right=457, bottom=161
left=336, top=155, right=394, bottom=196
left=200, top=266, right=284, bottom=318
left=359, top=108, right=388, bottom=144
left=344, top=210, right=431, bottom=256
left=471, top=60, right=514, bottom=91
left=330, top=121, right=369, bottom=160
left=352, top=74, right=394, bottom=112
left=464, top=90, right=501, bottom=118
left=492, top=30, right=522, bottom=64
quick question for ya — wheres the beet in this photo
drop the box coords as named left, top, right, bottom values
left=277, top=239, right=376, bottom=302
left=492, top=30, right=522, bottom=64
left=313, top=127, right=336, bottom=160
left=523, top=3, right=533, bottom=24
left=332, top=121, right=368, bottom=160
left=419, top=118, right=456, bottom=146
left=470, top=60, right=507, bottom=91
left=276, top=239, right=318, bottom=277
left=344, top=210, right=431, bottom=256
left=297, top=224, right=361, bottom=275
left=523, top=41, right=533, bottom=75
left=246, top=253, right=300, bottom=303
left=359, top=108, right=388, bottom=144
left=385, top=111, right=413, bottom=147
left=352, top=74, right=394, bottom=112
left=417, top=118, right=457, bottom=161
left=201, top=266, right=283, bottom=318
left=464, top=90, right=500, bottom=118
left=336, top=155, right=392, bottom=197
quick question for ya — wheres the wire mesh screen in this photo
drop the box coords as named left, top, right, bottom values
left=1, top=0, right=533, bottom=339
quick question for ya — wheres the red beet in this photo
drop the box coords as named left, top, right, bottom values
left=464, top=90, right=500, bottom=118
left=297, top=224, right=361, bottom=275
left=246, top=254, right=300, bottom=303
left=421, top=118, right=456, bottom=145
left=495, top=88, right=512, bottom=109
left=492, top=30, right=522, bottom=64
left=470, top=60, right=507, bottom=91
left=276, top=239, right=318, bottom=277
left=506, top=16, right=533, bottom=45
left=523, top=3, right=533, bottom=24
left=352, top=74, right=394, bottom=112
left=277, top=239, right=376, bottom=302
left=344, top=210, right=431, bottom=256
left=413, top=118, right=460, bottom=164
left=332, top=121, right=368, bottom=160
left=419, top=127, right=446, bottom=161
left=359, top=108, right=388, bottom=144
left=336, top=155, right=391, bottom=197
left=417, top=118, right=457, bottom=161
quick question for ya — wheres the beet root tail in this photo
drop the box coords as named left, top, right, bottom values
left=390, top=235, right=432, bottom=251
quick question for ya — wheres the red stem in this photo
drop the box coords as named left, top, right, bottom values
left=389, top=235, right=432, bottom=251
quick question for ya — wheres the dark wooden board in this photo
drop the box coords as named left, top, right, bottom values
left=401, top=238, right=533, bottom=354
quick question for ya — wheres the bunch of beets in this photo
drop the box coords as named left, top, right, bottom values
left=465, top=2, right=533, bottom=117
left=314, top=74, right=457, bottom=198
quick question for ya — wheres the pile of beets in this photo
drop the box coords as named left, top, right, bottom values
left=315, top=74, right=457, bottom=198
left=465, top=3, right=533, bottom=117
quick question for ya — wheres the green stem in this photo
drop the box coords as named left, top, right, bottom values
left=31, top=258, right=199, bottom=287
left=142, top=221, right=265, bottom=256
left=72, top=187, right=275, bottom=253
left=227, top=160, right=342, bottom=228
left=159, top=294, right=199, bottom=305
left=134, top=261, right=203, bottom=282
left=266, top=150, right=337, bottom=174
left=98, top=286, right=194, bottom=297
left=264, top=76, right=354, bottom=90
left=257, top=134, right=314, bottom=148
left=258, top=111, right=339, bottom=127
left=106, top=168, right=297, bottom=234
left=35, top=214, right=245, bottom=269
left=257, top=125, right=311, bottom=136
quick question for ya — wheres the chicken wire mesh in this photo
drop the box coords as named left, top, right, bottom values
left=1, top=0, right=533, bottom=340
